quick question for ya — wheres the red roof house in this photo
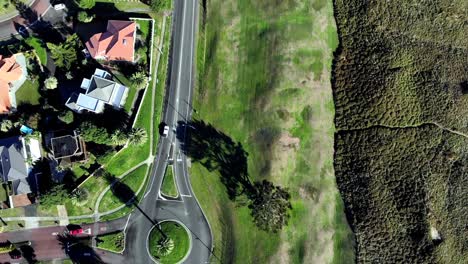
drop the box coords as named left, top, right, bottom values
left=85, top=20, right=136, bottom=62
left=0, top=54, right=26, bottom=113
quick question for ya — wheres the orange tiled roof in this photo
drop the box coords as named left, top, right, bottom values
left=0, top=55, right=23, bottom=113
left=85, top=20, right=136, bottom=62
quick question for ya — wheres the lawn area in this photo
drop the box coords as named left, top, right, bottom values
left=0, top=220, right=25, bottom=232
left=96, top=232, right=125, bottom=253
left=161, top=165, right=177, bottom=198
left=64, top=176, right=108, bottom=216
left=24, top=37, right=47, bottom=65
left=190, top=0, right=353, bottom=263
left=98, top=165, right=148, bottom=213
left=99, top=164, right=152, bottom=221
left=95, top=0, right=149, bottom=11
left=148, top=221, right=190, bottom=264
left=15, top=79, right=41, bottom=105
left=0, top=183, right=7, bottom=204
left=136, top=20, right=151, bottom=41
left=0, top=207, right=24, bottom=218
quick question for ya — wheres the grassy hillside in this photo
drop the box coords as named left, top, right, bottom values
left=192, top=0, right=354, bottom=263
left=333, top=0, right=468, bottom=263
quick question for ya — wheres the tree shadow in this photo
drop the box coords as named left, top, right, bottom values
left=177, top=119, right=253, bottom=200
left=19, top=245, right=37, bottom=264
left=57, top=234, right=105, bottom=264
left=78, top=106, right=130, bottom=133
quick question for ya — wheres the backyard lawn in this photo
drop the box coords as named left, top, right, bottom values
left=161, top=165, right=177, bottom=198
left=24, top=37, right=47, bottom=65
left=96, top=232, right=125, bottom=253
left=15, top=80, right=41, bottom=105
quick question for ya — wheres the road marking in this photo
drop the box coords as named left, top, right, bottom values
left=180, top=194, right=192, bottom=197
left=123, top=213, right=132, bottom=233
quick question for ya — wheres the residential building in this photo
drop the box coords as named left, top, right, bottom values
left=0, top=136, right=34, bottom=207
left=85, top=20, right=137, bottom=62
left=50, top=130, right=87, bottom=167
left=0, top=53, right=28, bottom=113
left=65, top=69, right=129, bottom=113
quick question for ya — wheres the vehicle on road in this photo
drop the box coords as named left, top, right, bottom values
left=54, top=4, right=66, bottom=10
left=160, top=122, right=170, bottom=137
left=69, top=228, right=83, bottom=235
left=66, top=224, right=84, bottom=235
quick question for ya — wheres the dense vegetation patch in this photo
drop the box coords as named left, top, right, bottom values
left=333, top=0, right=468, bottom=262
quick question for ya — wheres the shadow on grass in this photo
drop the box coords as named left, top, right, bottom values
left=176, top=119, right=292, bottom=232
left=176, top=119, right=253, bottom=200
left=57, top=234, right=104, bottom=264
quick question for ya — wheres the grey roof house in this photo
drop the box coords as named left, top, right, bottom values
left=0, top=136, right=33, bottom=207
left=66, top=69, right=128, bottom=113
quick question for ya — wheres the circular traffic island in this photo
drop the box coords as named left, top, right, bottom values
left=148, top=221, right=191, bottom=264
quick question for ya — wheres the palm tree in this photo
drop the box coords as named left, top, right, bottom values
left=111, top=130, right=128, bottom=146
left=130, top=71, right=147, bottom=90
left=128, top=127, right=148, bottom=146
left=0, top=119, right=13, bottom=132
left=44, top=77, right=58, bottom=89
left=155, top=237, right=174, bottom=256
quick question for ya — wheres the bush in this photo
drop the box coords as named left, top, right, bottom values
left=58, top=111, right=74, bottom=124
left=44, top=77, right=58, bottom=89
left=77, top=11, right=94, bottom=23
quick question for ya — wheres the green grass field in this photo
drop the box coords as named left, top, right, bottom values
left=24, top=37, right=47, bottom=65
left=191, top=0, right=353, bottom=263
left=96, top=232, right=125, bottom=252
left=161, top=165, right=177, bottom=197
left=15, top=79, right=41, bottom=105
left=98, top=165, right=148, bottom=213
left=148, top=221, right=190, bottom=264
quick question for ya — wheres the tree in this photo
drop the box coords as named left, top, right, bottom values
left=77, top=11, right=94, bottom=23
left=75, top=0, right=95, bottom=9
left=78, top=122, right=111, bottom=145
left=0, top=119, right=13, bottom=132
left=248, top=180, right=291, bottom=232
left=47, top=34, right=80, bottom=69
left=44, top=76, right=58, bottom=89
left=128, top=127, right=147, bottom=146
left=65, top=71, right=73, bottom=80
left=130, top=71, right=147, bottom=90
left=58, top=111, right=74, bottom=124
left=40, top=184, right=69, bottom=207
left=111, top=130, right=127, bottom=146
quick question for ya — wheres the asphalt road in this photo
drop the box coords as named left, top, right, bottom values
left=125, top=0, right=213, bottom=263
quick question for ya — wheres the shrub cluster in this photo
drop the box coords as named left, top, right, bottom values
left=332, top=0, right=468, bottom=262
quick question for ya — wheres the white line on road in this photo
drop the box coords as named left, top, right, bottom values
left=123, top=213, right=132, bottom=233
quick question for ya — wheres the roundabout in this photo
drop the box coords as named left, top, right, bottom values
left=147, top=220, right=191, bottom=264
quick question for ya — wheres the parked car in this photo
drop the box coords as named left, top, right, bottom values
left=69, top=228, right=84, bottom=235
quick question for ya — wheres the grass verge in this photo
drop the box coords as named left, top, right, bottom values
left=98, top=165, right=148, bottom=213
left=96, top=231, right=125, bottom=253
left=148, top=221, right=190, bottom=264
left=161, top=165, right=177, bottom=198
